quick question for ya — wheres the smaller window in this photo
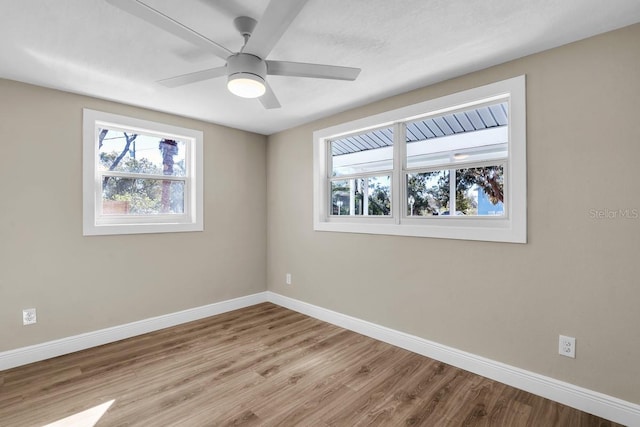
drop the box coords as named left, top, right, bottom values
left=83, top=109, right=203, bottom=236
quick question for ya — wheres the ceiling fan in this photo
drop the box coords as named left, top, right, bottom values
left=106, top=0, right=361, bottom=109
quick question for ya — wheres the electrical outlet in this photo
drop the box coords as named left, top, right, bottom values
left=285, top=273, right=292, bottom=285
left=559, top=335, right=576, bottom=358
left=23, top=308, right=37, bottom=326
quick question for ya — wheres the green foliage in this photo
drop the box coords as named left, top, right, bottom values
left=100, top=152, right=161, bottom=174
left=407, top=171, right=442, bottom=215
left=331, top=178, right=391, bottom=216
left=407, top=166, right=503, bottom=215
left=459, top=166, right=504, bottom=205
left=368, top=180, right=391, bottom=215
left=101, top=149, right=181, bottom=215
left=112, top=191, right=158, bottom=215
left=330, top=166, right=502, bottom=216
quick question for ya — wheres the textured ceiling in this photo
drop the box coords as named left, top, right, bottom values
left=1, top=0, right=639, bottom=135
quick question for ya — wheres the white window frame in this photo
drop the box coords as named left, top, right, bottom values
left=313, top=75, right=526, bottom=243
left=83, top=109, right=203, bottom=236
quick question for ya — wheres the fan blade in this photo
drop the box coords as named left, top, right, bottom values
left=158, top=66, right=227, bottom=88
left=259, top=82, right=281, bottom=109
left=266, top=60, right=361, bottom=81
left=106, top=0, right=233, bottom=60
left=243, top=0, right=309, bottom=59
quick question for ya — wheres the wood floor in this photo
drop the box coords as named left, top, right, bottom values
left=0, top=303, right=622, bottom=426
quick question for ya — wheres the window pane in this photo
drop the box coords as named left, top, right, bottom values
left=331, top=127, right=393, bottom=177
left=367, top=176, right=391, bottom=216
left=456, top=166, right=504, bottom=216
left=98, top=129, right=186, bottom=177
left=331, top=176, right=391, bottom=216
left=331, top=180, right=350, bottom=215
left=102, top=177, right=185, bottom=215
left=406, top=102, right=508, bottom=169
left=406, top=165, right=504, bottom=217
left=406, top=170, right=450, bottom=216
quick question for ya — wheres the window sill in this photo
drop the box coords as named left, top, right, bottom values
left=314, top=216, right=525, bottom=243
left=83, top=221, right=203, bottom=236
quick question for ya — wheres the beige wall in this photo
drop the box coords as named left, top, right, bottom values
left=0, top=79, right=267, bottom=351
left=266, top=23, right=640, bottom=404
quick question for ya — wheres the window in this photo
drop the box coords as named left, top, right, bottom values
left=330, top=126, right=393, bottom=216
left=313, top=76, right=526, bottom=243
left=83, top=109, right=203, bottom=235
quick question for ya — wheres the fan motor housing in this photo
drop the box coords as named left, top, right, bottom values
left=227, top=53, right=267, bottom=81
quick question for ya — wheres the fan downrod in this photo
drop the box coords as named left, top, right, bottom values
left=234, top=16, right=258, bottom=42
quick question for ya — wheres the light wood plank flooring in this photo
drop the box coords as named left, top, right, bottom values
left=0, top=303, right=623, bottom=426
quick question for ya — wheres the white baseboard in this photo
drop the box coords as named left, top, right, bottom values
left=0, top=292, right=268, bottom=371
left=265, top=292, right=640, bottom=427
left=2, top=291, right=638, bottom=425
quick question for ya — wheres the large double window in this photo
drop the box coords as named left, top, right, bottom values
left=83, top=109, right=203, bottom=236
left=313, top=76, right=526, bottom=243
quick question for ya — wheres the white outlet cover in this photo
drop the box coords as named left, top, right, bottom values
left=559, top=335, right=576, bottom=358
left=23, top=308, right=37, bottom=325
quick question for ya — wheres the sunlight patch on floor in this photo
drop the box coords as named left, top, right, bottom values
left=42, top=400, right=115, bottom=427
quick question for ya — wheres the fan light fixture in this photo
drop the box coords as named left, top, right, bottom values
left=227, top=73, right=266, bottom=98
